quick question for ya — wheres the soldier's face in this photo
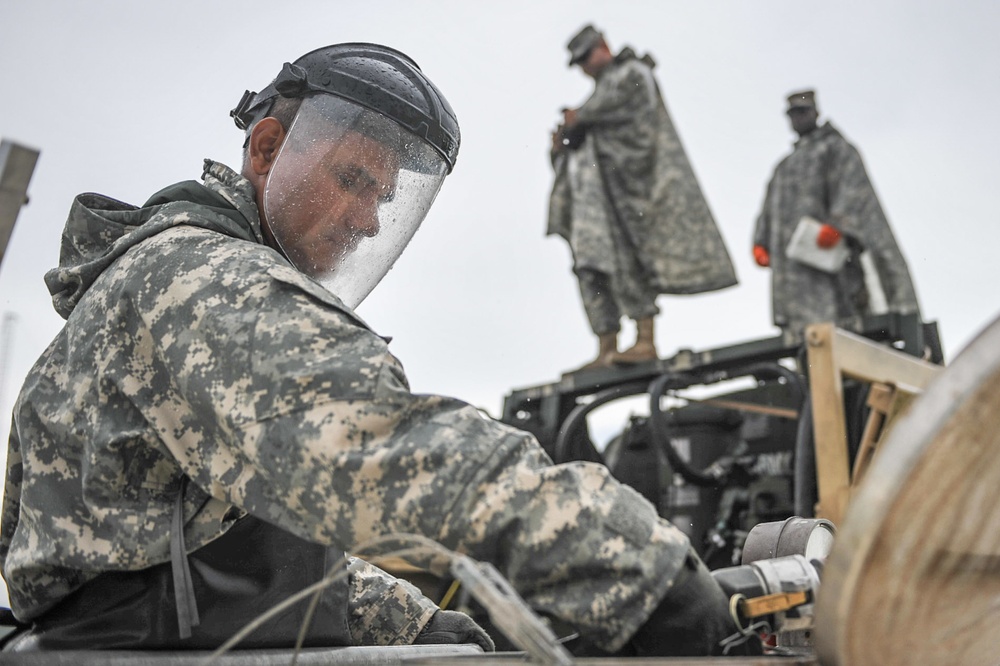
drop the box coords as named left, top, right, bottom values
left=266, top=131, right=400, bottom=275
left=787, top=106, right=819, bottom=136
left=580, top=43, right=612, bottom=78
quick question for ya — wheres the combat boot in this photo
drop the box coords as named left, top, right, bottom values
left=610, top=318, right=657, bottom=364
left=568, top=332, right=618, bottom=374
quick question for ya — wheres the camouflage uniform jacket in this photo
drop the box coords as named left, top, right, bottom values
left=1, top=161, right=691, bottom=652
left=0, top=161, right=439, bottom=646
left=548, top=47, right=737, bottom=295
left=754, top=122, right=920, bottom=334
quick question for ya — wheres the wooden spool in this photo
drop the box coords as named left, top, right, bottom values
left=815, top=313, right=1000, bottom=665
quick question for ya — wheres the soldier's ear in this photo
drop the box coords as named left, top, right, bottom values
left=248, top=118, right=286, bottom=176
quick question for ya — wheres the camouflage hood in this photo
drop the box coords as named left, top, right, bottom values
left=44, top=160, right=264, bottom=320
left=611, top=46, right=655, bottom=71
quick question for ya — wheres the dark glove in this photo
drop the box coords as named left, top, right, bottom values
left=816, top=223, right=842, bottom=248
left=627, top=549, right=761, bottom=657
left=554, top=123, right=586, bottom=151
left=753, top=245, right=770, bottom=267
left=414, top=609, right=495, bottom=653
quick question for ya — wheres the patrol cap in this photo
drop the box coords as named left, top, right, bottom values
left=786, top=89, right=817, bottom=110
left=567, top=24, right=603, bottom=66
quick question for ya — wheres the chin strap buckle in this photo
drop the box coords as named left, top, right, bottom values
left=230, top=90, right=257, bottom=130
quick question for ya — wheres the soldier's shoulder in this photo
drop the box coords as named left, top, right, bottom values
left=773, top=148, right=799, bottom=171
left=616, top=52, right=652, bottom=77
left=816, top=122, right=853, bottom=147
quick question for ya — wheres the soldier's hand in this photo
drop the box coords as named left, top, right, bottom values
left=753, top=245, right=770, bottom=267
left=626, top=549, right=760, bottom=657
left=562, top=108, right=579, bottom=127
left=551, top=127, right=564, bottom=154
left=816, top=223, right=842, bottom=248
left=414, top=609, right=495, bottom=652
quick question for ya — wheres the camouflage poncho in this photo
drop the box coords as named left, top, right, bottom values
left=2, top=161, right=691, bottom=651
left=548, top=48, right=737, bottom=297
left=754, top=122, right=920, bottom=335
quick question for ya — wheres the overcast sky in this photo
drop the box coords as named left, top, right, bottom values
left=1, top=0, right=999, bottom=603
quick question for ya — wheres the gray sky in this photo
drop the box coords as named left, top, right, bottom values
left=1, top=0, right=999, bottom=604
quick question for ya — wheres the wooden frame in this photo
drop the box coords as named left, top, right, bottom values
left=804, top=322, right=943, bottom=525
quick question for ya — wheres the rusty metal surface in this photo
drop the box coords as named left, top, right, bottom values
left=0, top=647, right=816, bottom=665
left=0, top=139, right=40, bottom=268
left=419, top=658, right=816, bottom=665
left=0, top=644, right=483, bottom=665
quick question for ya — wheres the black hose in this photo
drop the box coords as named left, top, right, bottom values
left=553, top=381, right=650, bottom=464
left=793, top=397, right=817, bottom=517
left=648, top=372, right=723, bottom=487
left=648, top=363, right=807, bottom=488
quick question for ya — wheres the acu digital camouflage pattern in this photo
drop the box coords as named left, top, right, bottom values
left=346, top=556, right=436, bottom=645
left=2, top=161, right=692, bottom=652
left=553, top=136, right=659, bottom=333
left=0, top=161, right=437, bottom=646
left=548, top=46, right=737, bottom=330
left=576, top=264, right=659, bottom=336
left=754, top=122, right=921, bottom=336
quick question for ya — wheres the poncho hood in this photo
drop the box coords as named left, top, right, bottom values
left=44, top=161, right=263, bottom=319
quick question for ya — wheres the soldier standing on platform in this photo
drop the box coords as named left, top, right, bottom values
left=549, top=24, right=737, bottom=372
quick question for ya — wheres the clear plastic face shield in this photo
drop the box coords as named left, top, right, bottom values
left=263, top=94, right=449, bottom=307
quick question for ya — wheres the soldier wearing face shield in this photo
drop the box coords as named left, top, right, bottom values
left=2, top=44, right=747, bottom=657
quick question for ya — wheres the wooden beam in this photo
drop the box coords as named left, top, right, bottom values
left=805, top=323, right=943, bottom=526
left=805, top=323, right=851, bottom=524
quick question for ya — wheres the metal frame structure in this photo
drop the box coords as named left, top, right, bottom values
left=0, top=139, right=40, bottom=269
left=502, top=313, right=939, bottom=463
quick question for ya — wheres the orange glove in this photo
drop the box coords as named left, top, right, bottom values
left=816, top=223, right=842, bottom=248
left=753, top=245, right=770, bottom=267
